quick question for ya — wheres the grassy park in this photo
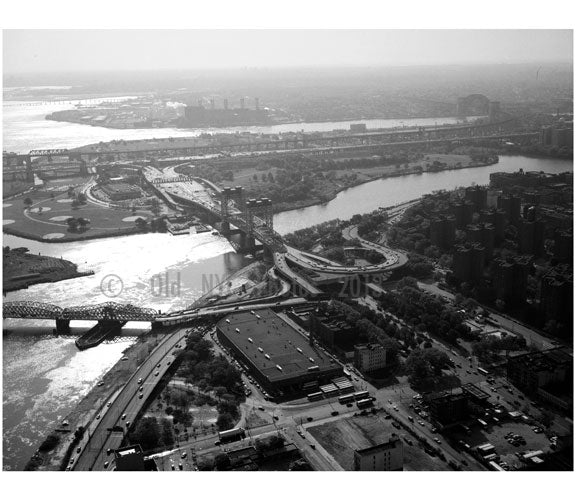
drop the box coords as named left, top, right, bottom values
left=3, top=186, right=154, bottom=242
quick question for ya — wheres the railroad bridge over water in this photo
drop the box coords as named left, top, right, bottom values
left=2, top=301, right=158, bottom=333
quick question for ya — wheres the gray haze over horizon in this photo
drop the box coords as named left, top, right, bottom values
left=3, top=30, right=573, bottom=75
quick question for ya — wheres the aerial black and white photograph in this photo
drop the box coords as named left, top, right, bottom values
left=1, top=1, right=574, bottom=496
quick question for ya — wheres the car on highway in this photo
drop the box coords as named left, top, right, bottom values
left=331, top=411, right=339, bottom=416
left=96, top=414, right=101, bottom=420
left=138, top=378, right=143, bottom=384
left=418, top=420, right=425, bottom=426
left=181, top=452, right=187, bottom=459
left=121, top=414, right=126, bottom=420
left=76, top=446, right=82, bottom=453
left=155, top=371, right=160, bottom=376
left=104, top=461, right=109, bottom=468
left=139, top=393, right=143, bottom=399
left=107, top=402, right=112, bottom=407
left=122, top=357, right=128, bottom=361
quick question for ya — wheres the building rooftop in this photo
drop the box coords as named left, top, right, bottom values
left=509, top=347, right=573, bottom=372
left=461, top=383, right=490, bottom=401
left=217, top=309, right=337, bottom=383
left=355, top=436, right=401, bottom=456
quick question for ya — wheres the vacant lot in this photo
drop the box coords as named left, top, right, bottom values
left=308, top=413, right=451, bottom=471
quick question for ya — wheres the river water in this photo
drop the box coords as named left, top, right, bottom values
left=274, top=156, right=573, bottom=234
left=4, top=95, right=471, bottom=154
left=2, top=95, right=573, bottom=470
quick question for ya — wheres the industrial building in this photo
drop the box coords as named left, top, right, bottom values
left=216, top=309, right=342, bottom=396
left=101, top=182, right=143, bottom=201
left=507, top=347, right=572, bottom=395
left=427, top=390, right=469, bottom=426
left=354, top=343, right=387, bottom=373
left=353, top=436, right=403, bottom=471
left=114, top=445, right=156, bottom=471
left=309, top=310, right=357, bottom=359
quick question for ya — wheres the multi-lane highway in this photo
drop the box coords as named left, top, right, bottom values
left=72, top=326, right=191, bottom=471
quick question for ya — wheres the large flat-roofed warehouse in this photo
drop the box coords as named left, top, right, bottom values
left=216, top=309, right=343, bottom=396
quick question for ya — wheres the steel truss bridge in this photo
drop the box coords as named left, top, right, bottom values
left=2, top=301, right=158, bottom=321
left=3, top=117, right=531, bottom=170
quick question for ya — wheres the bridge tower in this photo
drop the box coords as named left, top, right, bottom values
left=25, top=156, right=34, bottom=182
left=245, top=197, right=274, bottom=232
left=220, top=186, right=245, bottom=216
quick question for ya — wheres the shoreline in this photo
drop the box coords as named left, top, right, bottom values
left=271, top=156, right=500, bottom=215
left=3, top=270, right=95, bottom=293
left=44, top=113, right=463, bottom=132
left=4, top=152, right=570, bottom=245
left=0, top=156, right=505, bottom=245
left=2, top=247, right=95, bottom=293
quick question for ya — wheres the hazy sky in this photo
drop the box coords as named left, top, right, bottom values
left=3, top=30, right=573, bottom=74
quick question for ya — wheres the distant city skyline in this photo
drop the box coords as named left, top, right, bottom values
left=3, top=29, right=573, bottom=74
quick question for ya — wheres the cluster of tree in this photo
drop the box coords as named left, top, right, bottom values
left=176, top=333, right=245, bottom=431
left=133, top=216, right=167, bottom=233
left=255, top=434, right=285, bottom=454
left=128, top=416, right=174, bottom=452
left=364, top=249, right=386, bottom=264
left=356, top=211, right=388, bottom=240
left=471, top=335, right=527, bottom=364
left=318, top=300, right=401, bottom=367
left=401, top=253, right=435, bottom=279
left=405, top=347, right=453, bottom=386
left=377, top=281, right=471, bottom=345
left=284, top=219, right=344, bottom=252
left=66, top=217, right=91, bottom=233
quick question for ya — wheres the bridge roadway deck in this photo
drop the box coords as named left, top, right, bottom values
left=73, top=325, right=188, bottom=471
left=12, top=118, right=519, bottom=160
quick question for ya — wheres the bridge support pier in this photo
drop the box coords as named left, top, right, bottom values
left=239, top=232, right=255, bottom=253
left=219, top=220, right=231, bottom=237
left=25, top=157, right=34, bottom=183
left=263, top=246, right=274, bottom=263
left=55, top=319, right=70, bottom=335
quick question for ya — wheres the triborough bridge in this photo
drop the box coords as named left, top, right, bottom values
left=2, top=116, right=537, bottom=181
left=4, top=114, right=533, bottom=332
left=2, top=169, right=408, bottom=332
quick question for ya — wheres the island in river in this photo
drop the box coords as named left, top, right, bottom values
left=2, top=246, right=93, bottom=293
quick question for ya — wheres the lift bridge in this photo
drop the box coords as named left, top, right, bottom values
left=2, top=301, right=158, bottom=329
